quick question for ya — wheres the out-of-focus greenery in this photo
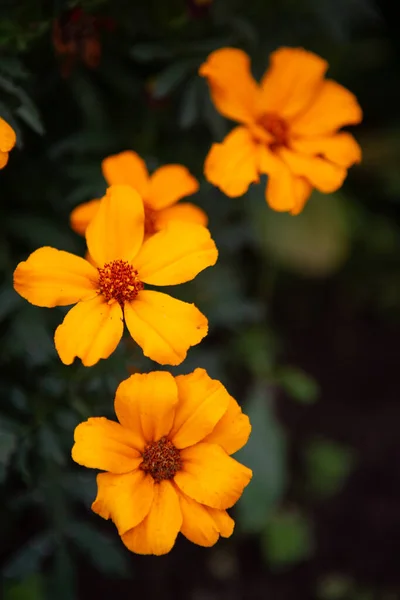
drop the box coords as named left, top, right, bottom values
left=1, top=0, right=400, bottom=598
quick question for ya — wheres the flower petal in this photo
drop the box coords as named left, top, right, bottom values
left=92, top=470, right=154, bottom=535
left=86, top=184, right=145, bottom=267
left=70, top=199, right=101, bottom=236
left=204, top=126, right=260, bottom=197
left=13, top=247, right=98, bottom=307
left=199, top=48, right=260, bottom=124
left=170, top=368, right=230, bottom=449
left=102, top=150, right=149, bottom=198
left=135, top=222, right=218, bottom=286
left=72, top=417, right=142, bottom=473
left=259, top=148, right=313, bottom=213
left=124, top=290, right=208, bottom=366
left=290, top=79, right=363, bottom=136
left=54, top=295, right=123, bottom=366
left=174, top=442, right=252, bottom=509
left=260, top=47, right=328, bottom=120
left=279, top=147, right=347, bottom=193
left=115, top=372, right=178, bottom=447
left=121, top=480, right=182, bottom=555
left=178, top=491, right=220, bottom=547
left=146, top=165, right=199, bottom=210
left=154, top=202, right=208, bottom=229
left=0, top=150, right=8, bottom=168
left=0, top=117, right=16, bottom=152
left=207, top=507, right=235, bottom=538
left=202, top=395, right=251, bottom=455
left=290, top=132, right=362, bottom=168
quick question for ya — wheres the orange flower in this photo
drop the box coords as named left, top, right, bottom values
left=70, top=151, right=207, bottom=237
left=13, top=185, right=218, bottom=366
left=0, top=118, right=16, bottom=169
left=200, top=47, right=362, bottom=214
left=72, top=369, right=252, bottom=555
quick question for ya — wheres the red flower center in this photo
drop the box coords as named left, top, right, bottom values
left=98, top=260, right=143, bottom=305
left=258, top=112, right=289, bottom=149
left=140, top=437, right=182, bottom=482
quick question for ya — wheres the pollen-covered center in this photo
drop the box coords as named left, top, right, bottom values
left=140, top=436, right=182, bottom=483
left=258, top=112, right=289, bottom=149
left=97, top=260, right=143, bottom=305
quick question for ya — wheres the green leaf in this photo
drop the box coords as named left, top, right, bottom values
left=67, top=522, right=129, bottom=576
left=2, top=533, right=54, bottom=579
left=152, top=60, right=196, bottom=99
left=263, top=510, right=314, bottom=567
left=179, top=78, right=200, bottom=129
left=305, top=439, right=356, bottom=498
left=236, top=383, right=286, bottom=532
left=277, top=366, right=320, bottom=404
left=0, top=418, right=17, bottom=468
left=3, top=574, right=45, bottom=600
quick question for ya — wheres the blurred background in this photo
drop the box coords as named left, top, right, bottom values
left=1, top=0, right=400, bottom=598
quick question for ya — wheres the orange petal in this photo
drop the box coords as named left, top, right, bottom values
left=54, top=295, right=123, bottom=366
left=72, top=417, right=142, bottom=473
left=279, top=147, right=347, bottom=193
left=92, top=470, right=154, bottom=535
left=135, top=222, right=218, bottom=286
left=70, top=199, right=101, bottom=236
left=121, top=480, right=182, bottom=555
left=290, top=132, right=362, bottom=168
left=178, top=491, right=220, bottom=547
left=13, top=247, right=98, bottom=307
left=115, top=372, right=178, bottom=447
left=259, top=148, right=313, bottom=213
left=207, top=507, right=235, bottom=538
left=260, top=47, right=328, bottom=120
left=86, top=184, right=145, bottom=267
left=0, top=150, right=9, bottom=169
left=0, top=117, right=16, bottom=152
left=202, top=395, right=251, bottom=455
left=199, top=48, right=260, bottom=124
left=204, top=126, right=260, bottom=197
left=290, top=79, right=362, bottom=136
left=154, top=202, right=208, bottom=229
left=124, top=290, right=208, bottom=365
left=146, top=165, right=199, bottom=210
left=174, top=442, right=252, bottom=509
left=102, top=150, right=149, bottom=198
left=170, top=368, right=230, bottom=449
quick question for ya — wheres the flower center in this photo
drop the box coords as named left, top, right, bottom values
left=144, top=206, right=157, bottom=236
left=140, top=436, right=182, bottom=483
left=97, top=260, right=143, bottom=305
left=258, top=112, right=289, bottom=149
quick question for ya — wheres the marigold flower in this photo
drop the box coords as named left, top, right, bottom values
left=200, top=47, right=362, bottom=215
left=13, top=185, right=218, bottom=366
left=70, top=151, right=207, bottom=237
left=0, top=117, right=16, bottom=169
left=72, top=369, right=252, bottom=555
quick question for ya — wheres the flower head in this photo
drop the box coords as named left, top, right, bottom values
left=70, top=151, right=207, bottom=237
left=0, top=118, right=16, bottom=169
left=200, top=47, right=362, bottom=214
left=13, top=184, right=218, bottom=366
left=72, top=369, right=252, bottom=555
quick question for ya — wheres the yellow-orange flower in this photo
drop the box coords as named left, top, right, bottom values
left=13, top=184, right=218, bottom=366
left=70, top=150, right=207, bottom=237
left=200, top=47, right=362, bottom=215
left=72, top=369, right=252, bottom=555
left=0, top=117, right=16, bottom=169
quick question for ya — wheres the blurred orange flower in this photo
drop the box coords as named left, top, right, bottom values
left=14, top=185, right=217, bottom=366
left=200, top=47, right=362, bottom=214
left=0, top=118, right=16, bottom=169
left=72, top=369, right=252, bottom=555
left=70, top=151, right=207, bottom=237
